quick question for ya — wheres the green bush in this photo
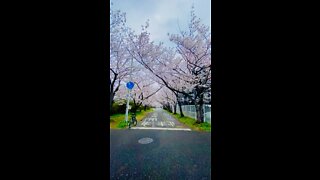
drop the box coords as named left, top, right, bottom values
left=111, top=102, right=126, bottom=115
left=111, top=100, right=153, bottom=115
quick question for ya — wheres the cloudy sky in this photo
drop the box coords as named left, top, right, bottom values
left=111, top=0, right=211, bottom=47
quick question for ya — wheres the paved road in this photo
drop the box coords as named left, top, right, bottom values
left=110, top=129, right=211, bottom=179
left=132, top=108, right=191, bottom=131
left=110, top=108, right=211, bottom=179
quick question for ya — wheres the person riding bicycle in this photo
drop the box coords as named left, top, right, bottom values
left=131, top=112, right=136, bottom=118
left=128, top=112, right=137, bottom=128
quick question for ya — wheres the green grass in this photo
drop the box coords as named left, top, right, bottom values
left=110, top=108, right=155, bottom=129
left=167, top=110, right=211, bottom=132
left=110, top=113, right=125, bottom=129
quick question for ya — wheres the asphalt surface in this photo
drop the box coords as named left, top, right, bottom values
left=110, top=109, right=211, bottom=179
left=134, top=108, right=190, bottom=129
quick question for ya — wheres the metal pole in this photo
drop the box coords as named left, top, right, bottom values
left=125, top=58, right=134, bottom=123
left=125, top=90, right=130, bottom=123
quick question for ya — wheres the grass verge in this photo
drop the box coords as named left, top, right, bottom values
left=110, top=108, right=154, bottom=129
left=166, top=110, right=211, bottom=132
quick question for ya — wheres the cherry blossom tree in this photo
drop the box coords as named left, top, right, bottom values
left=114, top=70, right=163, bottom=113
left=124, top=22, right=190, bottom=117
left=156, top=87, right=178, bottom=114
left=110, top=7, right=163, bottom=115
left=110, top=5, right=211, bottom=123
left=110, top=5, right=133, bottom=111
left=130, top=71, right=163, bottom=113
left=168, top=6, right=211, bottom=123
left=125, top=6, right=211, bottom=123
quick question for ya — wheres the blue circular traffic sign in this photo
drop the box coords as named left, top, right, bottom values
left=126, top=81, right=134, bottom=89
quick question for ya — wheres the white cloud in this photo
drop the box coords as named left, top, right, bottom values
left=111, top=0, right=210, bottom=45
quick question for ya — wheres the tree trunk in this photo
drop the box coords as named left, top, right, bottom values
left=110, top=92, right=115, bottom=115
left=195, top=93, right=204, bottom=123
left=195, top=103, right=204, bottom=123
left=167, top=102, right=172, bottom=113
left=177, top=100, right=184, bottom=117
left=173, top=102, right=177, bottom=114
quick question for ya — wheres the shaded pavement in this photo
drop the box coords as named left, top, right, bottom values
left=110, top=127, right=211, bottom=179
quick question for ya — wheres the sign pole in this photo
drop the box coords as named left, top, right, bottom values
left=125, top=89, right=130, bottom=123
left=125, top=58, right=134, bottom=124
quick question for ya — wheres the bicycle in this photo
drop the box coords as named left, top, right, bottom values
left=128, top=113, right=137, bottom=128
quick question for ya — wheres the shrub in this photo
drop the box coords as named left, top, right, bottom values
left=111, top=102, right=126, bottom=115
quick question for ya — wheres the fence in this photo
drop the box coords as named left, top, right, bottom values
left=174, top=104, right=211, bottom=123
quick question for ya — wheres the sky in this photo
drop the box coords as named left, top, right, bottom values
left=111, top=0, right=211, bottom=47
